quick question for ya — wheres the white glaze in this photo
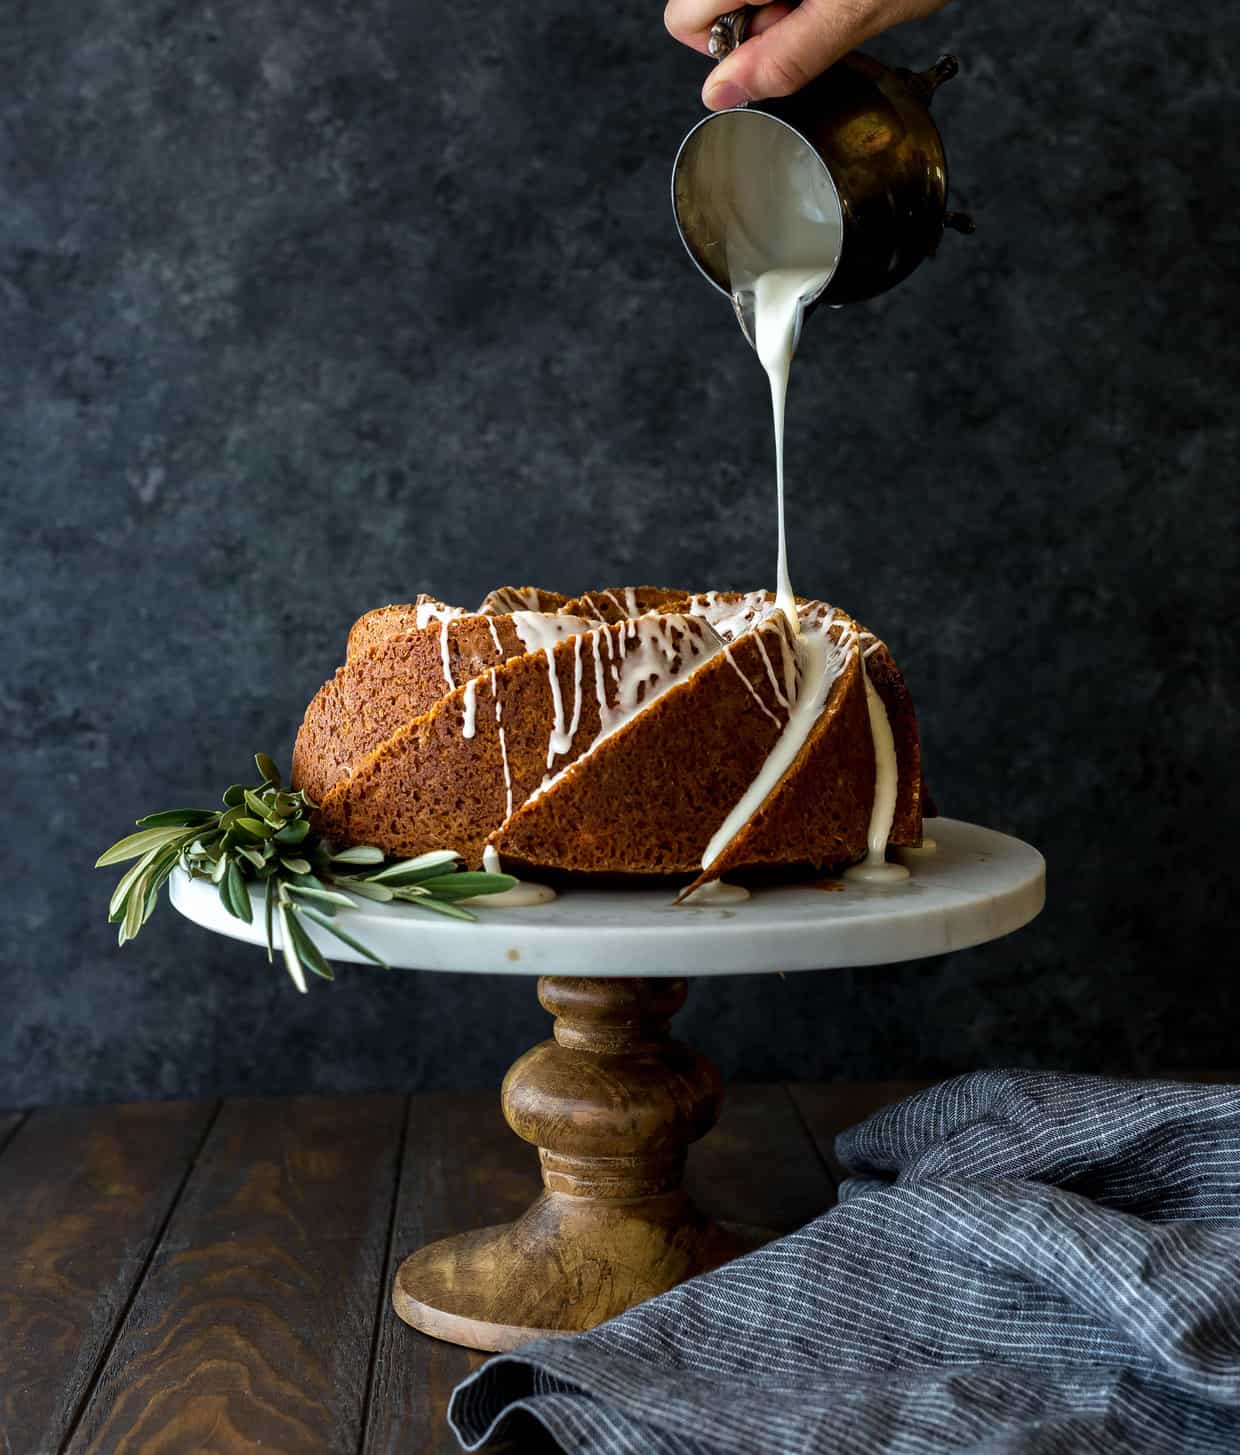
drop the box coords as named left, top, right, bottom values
left=751, top=266, right=833, bottom=630
left=511, top=610, right=596, bottom=655
left=438, top=615, right=454, bottom=690
left=842, top=860, right=910, bottom=885
left=843, top=661, right=910, bottom=885
left=543, top=644, right=567, bottom=770
left=461, top=677, right=478, bottom=739
left=679, top=879, right=751, bottom=906
left=687, top=590, right=772, bottom=641
left=414, top=598, right=466, bottom=630
left=491, top=669, right=514, bottom=819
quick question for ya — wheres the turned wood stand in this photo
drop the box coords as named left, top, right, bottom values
left=171, top=817, right=1046, bottom=1354
left=392, top=976, right=764, bottom=1350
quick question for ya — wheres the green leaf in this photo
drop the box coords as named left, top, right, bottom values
left=408, top=895, right=477, bottom=922
left=96, top=824, right=194, bottom=868
left=255, top=752, right=282, bottom=788
left=421, top=872, right=517, bottom=901
left=279, top=856, right=312, bottom=875
left=264, top=877, right=276, bottom=964
left=139, top=848, right=179, bottom=926
left=299, top=907, right=389, bottom=968
left=108, top=846, right=161, bottom=920
left=277, top=903, right=308, bottom=993
left=285, top=869, right=326, bottom=890
left=211, top=854, right=229, bottom=885
left=222, top=783, right=248, bottom=807
left=243, top=790, right=283, bottom=825
left=119, top=876, right=150, bottom=944
left=235, top=817, right=272, bottom=838
left=236, top=845, right=269, bottom=872
left=285, top=911, right=335, bottom=981
left=286, top=884, right=359, bottom=911
left=329, top=844, right=386, bottom=866
left=118, top=850, right=172, bottom=943
left=333, top=877, right=394, bottom=903
left=135, top=809, right=217, bottom=829
left=366, top=850, right=462, bottom=885
left=274, top=819, right=310, bottom=845
left=224, top=860, right=253, bottom=924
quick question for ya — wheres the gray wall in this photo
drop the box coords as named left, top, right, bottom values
left=2, top=0, right=1236, bottom=1107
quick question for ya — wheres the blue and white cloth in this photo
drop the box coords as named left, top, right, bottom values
left=449, top=1071, right=1240, bottom=1454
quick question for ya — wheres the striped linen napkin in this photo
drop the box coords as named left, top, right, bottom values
left=449, top=1071, right=1240, bottom=1454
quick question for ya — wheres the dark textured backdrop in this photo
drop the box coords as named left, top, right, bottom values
left=2, top=0, right=1236, bottom=1106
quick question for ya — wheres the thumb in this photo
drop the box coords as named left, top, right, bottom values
left=702, top=0, right=871, bottom=108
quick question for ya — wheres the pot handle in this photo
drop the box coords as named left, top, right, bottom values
left=707, top=7, right=753, bottom=60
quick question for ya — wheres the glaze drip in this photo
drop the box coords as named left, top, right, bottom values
left=701, top=614, right=849, bottom=871
left=843, top=658, right=910, bottom=884
left=524, top=614, right=723, bottom=807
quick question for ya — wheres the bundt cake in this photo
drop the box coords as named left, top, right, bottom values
left=291, top=586, right=925, bottom=890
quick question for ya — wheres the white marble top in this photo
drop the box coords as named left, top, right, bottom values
left=169, top=818, right=1045, bottom=978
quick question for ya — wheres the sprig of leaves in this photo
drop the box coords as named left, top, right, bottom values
left=96, top=754, right=515, bottom=992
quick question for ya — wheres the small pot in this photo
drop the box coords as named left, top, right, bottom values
left=672, top=10, right=972, bottom=337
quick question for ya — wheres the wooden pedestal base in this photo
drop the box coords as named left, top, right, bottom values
left=392, top=976, right=766, bottom=1352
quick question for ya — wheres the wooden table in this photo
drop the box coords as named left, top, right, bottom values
left=0, top=1081, right=925, bottom=1453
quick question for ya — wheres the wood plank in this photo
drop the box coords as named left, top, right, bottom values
left=789, top=1080, right=936, bottom=1188
left=0, top=1100, right=215, bottom=1453
left=686, top=1082, right=835, bottom=1231
left=66, top=1094, right=405, bottom=1455
left=362, top=1090, right=539, bottom=1455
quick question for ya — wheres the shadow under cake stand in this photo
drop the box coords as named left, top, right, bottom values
left=171, top=816, right=1044, bottom=1352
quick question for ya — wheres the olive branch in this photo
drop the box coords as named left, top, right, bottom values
left=96, top=753, right=514, bottom=992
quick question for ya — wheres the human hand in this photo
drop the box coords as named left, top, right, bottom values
left=665, top=0, right=952, bottom=111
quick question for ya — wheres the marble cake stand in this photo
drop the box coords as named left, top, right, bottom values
left=171, top=816, right=1044, bottom=1352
